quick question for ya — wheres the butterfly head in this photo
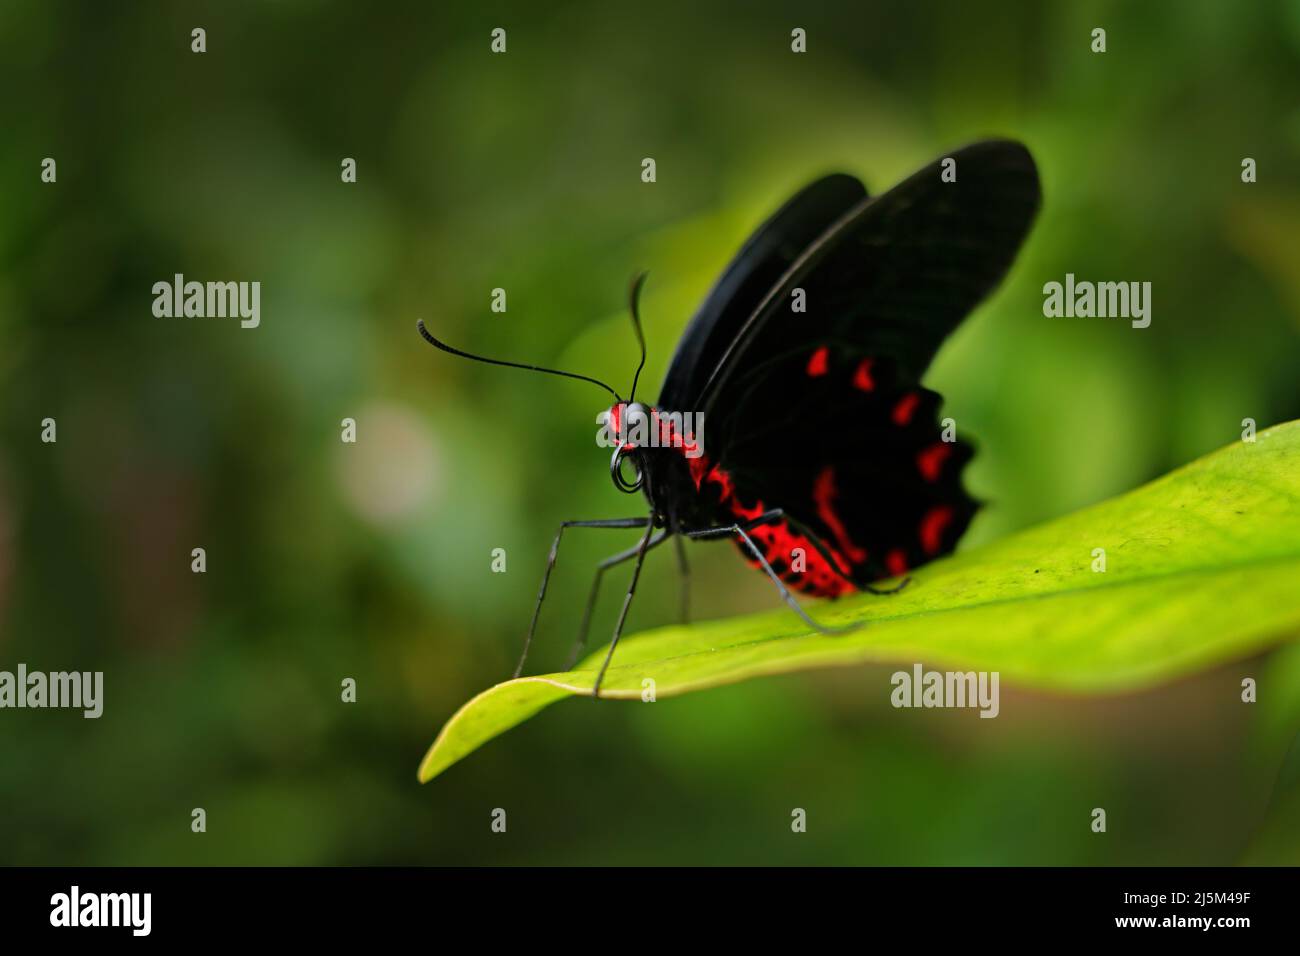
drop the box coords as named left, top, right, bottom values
left=600, top=401, right=653, bottom=494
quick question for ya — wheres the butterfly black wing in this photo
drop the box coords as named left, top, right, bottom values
left=697, top=140, right=1040, bottom=417
left=658, top=173, right=868, bottom=411
left=683, top=140, right=1040, bottom=587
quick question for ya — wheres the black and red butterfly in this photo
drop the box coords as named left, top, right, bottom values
left=419, top=139, right=1040, bottom=695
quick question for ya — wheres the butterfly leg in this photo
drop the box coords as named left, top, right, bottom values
left=673, top=534, right=691, bottom=622
left=513, top=517, right=651, bottom=679
left=591, top=520, right=659, bottom=698
left=666, top=506, right=691, bottom=624
left=684, top=515, right=856, bottom=636
left=565, top=529, right=670, bottom=670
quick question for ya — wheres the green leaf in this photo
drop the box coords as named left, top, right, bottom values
left=419, top=421, right=1300, bottom=783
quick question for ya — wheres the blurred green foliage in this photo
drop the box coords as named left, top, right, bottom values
left=1, top=0, right=1298, bottom=864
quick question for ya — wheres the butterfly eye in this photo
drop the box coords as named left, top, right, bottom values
left=610, top=446, right=643, bottom=493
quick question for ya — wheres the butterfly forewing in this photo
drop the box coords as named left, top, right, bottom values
left=659, top=173, right=868, bottom=411
left=695, top=140, right=1041, bottom=425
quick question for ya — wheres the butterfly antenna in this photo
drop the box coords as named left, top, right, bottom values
left=417, top=320, right=622, bottom=402
left=627, top=271, right=649, bottom=403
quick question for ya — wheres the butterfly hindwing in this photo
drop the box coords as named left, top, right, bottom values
left=710, top=347, right=977, bottom=589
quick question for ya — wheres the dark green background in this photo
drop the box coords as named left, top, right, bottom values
left=2, top=0, right=1299, bottom=864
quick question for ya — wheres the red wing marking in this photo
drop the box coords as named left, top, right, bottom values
left=885, top=549, right=909, bottom=577
left=651, top=409, right=699, bottom=457
left=730, top=494, right=766, bottom=522
left=892, top=392, right=920, bottom=426
left=919, top=505, right=954, bottom=555
left=702, top=463, right=736, bottom=501
left=851, top=358, right=876, bottom=392
left=739, top=515, right=853, bottom=598
left=916, top=442, right=953, bottom=482
left=806, top=346, right=829, bottom=377
left=688, top=454, right=710, bottom=488
left=812, top=466, right=868, bottom=567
